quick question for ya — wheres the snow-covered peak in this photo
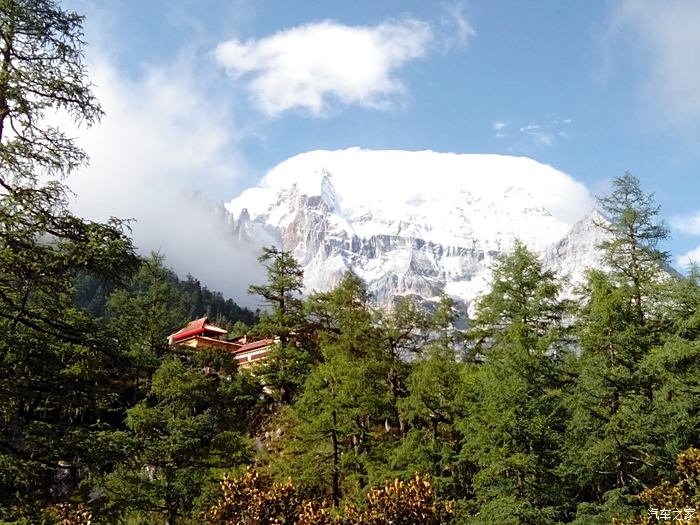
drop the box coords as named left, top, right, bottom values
left=225, top=148, right=593, bottom=252
left=320, top=169, right=338, bottom=211
left=223, top=148, right=601, bottom=309
left=227, top=148, right=591, bottom=220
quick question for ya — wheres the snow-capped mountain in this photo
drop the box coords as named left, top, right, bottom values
left=224, top=148, right=607, bottom=311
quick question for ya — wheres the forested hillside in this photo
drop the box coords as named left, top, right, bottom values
left=2, top=2, right=700, bottom=524
left=73, top=259, right=258, bottom=326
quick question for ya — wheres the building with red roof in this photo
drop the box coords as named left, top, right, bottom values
left=231, top=337, right=276, bottom=368
left=167, top=317, right=228, bottom=345
left=167, top=317, right=274, bottom=369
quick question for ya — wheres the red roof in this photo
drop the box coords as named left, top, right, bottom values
left=167, top=317, right=228, bottom=343
left=234, top=338, right=274, bottom=354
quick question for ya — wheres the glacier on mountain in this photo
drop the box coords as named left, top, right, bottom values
left=223, top=148, right=608, bottom=311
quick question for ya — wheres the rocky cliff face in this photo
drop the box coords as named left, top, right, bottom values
left=223, top=148, right=608, bottom=311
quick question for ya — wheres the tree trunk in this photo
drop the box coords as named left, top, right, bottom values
left=331, top=410, right=341, bottom=507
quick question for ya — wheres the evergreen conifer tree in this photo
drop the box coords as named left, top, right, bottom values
left=392, top=296, right=466, bottom=500
left=458, top=242, right=569, bottom=524
left=99, top=356, right=258, bottom=523
left=563, top=174, right=682, bottom=523
left=249, top=246, right=305, bottom=343
left=106, top=253, right=189, bottom=398
left=276, top=272, right=388, bottom=505
left=0, top=1, right=138, bottom=517
left=595, top=172, right=669, bottom=324
left=248, top=246, right=316, bottom=402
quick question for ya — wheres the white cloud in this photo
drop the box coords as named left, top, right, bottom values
left=492, top=116, right=572, bottom=148
left=609, top=0, right=700, bottom=123
left=214, top=18, right=433, bottom=117
left=438, top=2, right=476, bottom=50
left=65, top=56, right=265, bottom=305
left=671, top=211, right=700, bottom=235
left=520, top=124, right=555, bottom=147
left=677, top=245, right=700, bottom=269
left=672, top=209, right=700, bottom=270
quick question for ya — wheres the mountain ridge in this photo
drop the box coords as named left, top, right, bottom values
left=223, top=148, right=607, bottom=311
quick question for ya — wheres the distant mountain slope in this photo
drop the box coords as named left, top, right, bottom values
left=74, top=267, right=258, bottom=325
left=223, top=148, right=607, bottom=311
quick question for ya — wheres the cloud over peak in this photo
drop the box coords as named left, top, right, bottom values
left=672, top=211, right=700, bottom=236
left=609, top=0, right=700, bottom=124
left=214, top=18, right=433, bottom=117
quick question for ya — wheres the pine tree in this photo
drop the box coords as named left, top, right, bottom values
left=99, top=356, right=258, bottom=524
left=595, top=172, right=669, bottom=324
left=377, top=296, right=431, bottom=436
left=458, top=242, right=569, bottom=524
left=380, top=294, right=465, bottom=499
left=275, top=272, right=388, bottom=505
left=0, top=1, right=138, bottom=518
left=249, top=245, right=305, bottom=343
left=467, top=240, right=569, bottom=357
left=106, top=253, right=189, bottom=398
left=394, top=357, right=464, bottom=498
left=563, top=174, right=681, bottom=522
left=249, top=246, right=315, bottom=403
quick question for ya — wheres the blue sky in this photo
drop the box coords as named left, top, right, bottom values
left=64, top=0, right=700, bottom=282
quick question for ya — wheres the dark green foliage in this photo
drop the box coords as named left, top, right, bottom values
left=385, top=294, right=467, bottom=498
left=80, top=253, right=257, bottom=406
left=563, top=268, right=652, bottom=507
left=249, top=245, right=305, bottom=342
left=258, top=225, right=692, bottom=523
left=305, top=271, right=374, bottom=343
left=561, top=174, right=695, bottom=523
left=97, top=356, right=259, bottom=523
left=286, top=350, right=388, bottom=505
left=179, top=273, right=258, bottom=327
left=393, top=345, right=466, bottom=499
left=0, top=1, right=139, bottom=519
left=106, top=253, right=189, bottom=399
left=0, top=0, right=101, bottom=184
left=275, top=273, right=389, bottom=505
left=457, top=241, right=570, bottom=524
left=467, top=240, right=570, bottom=357
left=377, top=296, right=431, bottom=435
left=250, top=246, right=316, bottom=402
left=595, top=172, right=669, bottom=324
left=73, top=264, right=257, bottom=326
left=92, top=256, right=262, bottom=522
left=1, top=32, right=698, bottom=524
left=73, top=271, right=118, bottom=317
left=259, top=341, right=320, bottom=404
